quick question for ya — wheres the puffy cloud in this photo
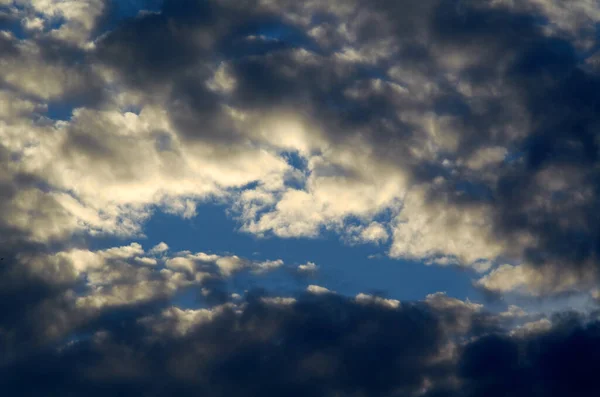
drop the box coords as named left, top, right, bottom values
left=389, top=184, right=506, bottom=266
left=149, top=242, right=169, bottom=255
left=253, top=259, right=284, bottom=273
left=306, top=284, right=334, bottom=295
left=355, top=292, right=401, bottom=309
left=476, top=263, right=598, bottom=296
left=297, top=261, right=318, bottom=273
left=3, top=0, right=600, bottom=297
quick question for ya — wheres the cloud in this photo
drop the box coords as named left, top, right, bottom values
left=306, top=284, right=334, bottom=295
left=297, top=261, right=318, bottom=273
left=2, top=285, right=600, bottom=396
left=3, top=1, right=600, bottom=393
left=355, top=292, right=401, bottom=309
left=149, top=241, right=169, bottom=255
left=0, top=291, right=460, bottom=396
left=4, top=0, right=600, bottom=297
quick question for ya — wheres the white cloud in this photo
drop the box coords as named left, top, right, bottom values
left=215, top=256, right=246, bottom=276
left=500, top=305, right=528, bottom=318
left=0, top=41, right=93, bottom=99
left=298, top=261, right=318, bottom=272
left=359, top=222, right=389, bottom=244
left=306, top=285, right=334, bottom=295
left=355, top=293, right=400, bottom=309
left=237, top=138, right=408, bottom=238
left=149, top=242, right=169, bottom=255
left=165, top=257, right=197, bottom=274
left=254, top=259, right=284, bottom=273
left=140, top=305, right=238, bottom=337
left=476, top=263, right=598, bottom=296
left=135, top=257, right=158, bottom=266
left=23, top=0, right=105, bottom=46
left=389, top=185, right=506, bottom=266
left=425, top=292, right=483, bottom=313
left=464, top=146, right=508, bottom=170
left=510, top=318, right=552, bottom=337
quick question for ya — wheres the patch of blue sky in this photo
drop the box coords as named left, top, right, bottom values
left=1, top=12, right=27, bottom=40
left=281, top=150, right=309, bottom=190
left=106, top=202, right=488, bottom=305
left=46, top=100, right=76, bottom=121
left=46, top=15, right=66, bottom=31
left=282, top=150, right=308, bottom=171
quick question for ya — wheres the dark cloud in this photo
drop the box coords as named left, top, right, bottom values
left=2, top=288, right=600, bottom=397
left=0, top=292, right=458, bottom=396
left=379, top=0, right=600, bottom=281
left=454, top=312, right=600, bottom=397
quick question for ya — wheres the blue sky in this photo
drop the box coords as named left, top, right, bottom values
left=141, top=204, right=482, bottom=300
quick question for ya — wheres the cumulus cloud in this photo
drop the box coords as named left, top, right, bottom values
left=355, top=292, right=401, bottom=309
left=149, top=241, right=169, bottom=254
left=297, top=261, right=318, bottom=273
left=306, top=284, right=334, bottom=295
left=3, top=0, right=600, bottom=296
left=2, top=0, right=600, bottom=393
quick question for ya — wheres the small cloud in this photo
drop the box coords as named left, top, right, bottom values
left=306, top=285, right=334, bottom=295
left=500, top=305, right=527, bottom=318
left=149, top=242, right=169, bottom=255
left=472, top=259, right=494, bottom=274
left=424, top=256, right=459, bottom=267
left=298, top=261, right=318, bottom=272
left=260, top=296, right=296, bottom=305
left=510, top=318, right=552, bottom=336
left=253, top=259, right=284, bottom=273
left=355, top=293, right=400, bottom=309
left=360, top=222, right=389, bottom=244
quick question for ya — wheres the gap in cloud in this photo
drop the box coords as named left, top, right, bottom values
left=46, top=15, right=66, bottom=32
left=282, top=150, right=308, bottom=171
left=2, top=13, right=27, bottom=40
left=282, top=150, right=308, bottom=190
left=46, top=101, right=76, bottom=121
left=85, top=202, right=488, bottom=304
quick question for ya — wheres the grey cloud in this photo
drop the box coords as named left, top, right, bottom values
left=2, top=287, right=600, bottom=397
left=0, top=291, right=460, bottom=396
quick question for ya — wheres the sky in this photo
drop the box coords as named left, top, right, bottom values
left=1, top=0, right=600, bottom=395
